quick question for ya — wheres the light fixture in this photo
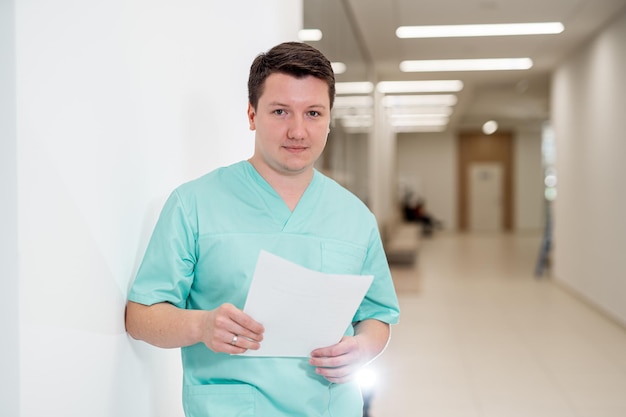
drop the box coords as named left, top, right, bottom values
left=390, top=115, right=449, bottom=127
left=335, top=82, right=374, bottom=95
left=377, top=80, right=463, bottom=93
left=400, top=58, right=533, bottom=72
left=396, top=22, right=564, bottom=38
left=333, top=107, right=373, bottom=118
left=394, top=125, right=447, bottom=133
left=333, top=95, right=374, bottom=108
left=482, top=120, right=498, bottom=134
left=331, top=62, right=347, bottom=74
left=387, top=106, right=453, bottom=116
left=340, top=115, right=373, bottom=128
left=382, top=94, right=458, bottom=107
left=298, top=29, right=323, bottom=41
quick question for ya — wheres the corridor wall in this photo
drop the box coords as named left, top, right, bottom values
left=1, top=0, right=19, bottom=415
left=552, top=7, right=626, bottom=325
left=3, top=1, right=302, bottom=416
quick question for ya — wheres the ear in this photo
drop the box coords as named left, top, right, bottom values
left=247, top=103, right=256, bottom=131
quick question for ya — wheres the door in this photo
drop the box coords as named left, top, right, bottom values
left=468, top=163, right=503, bottom=231
left=457, top=131, right=513, bottom=231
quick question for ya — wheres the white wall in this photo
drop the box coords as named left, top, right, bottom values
left=396, top=132, right=458, bottom=230
left=10, top=1, right=302, bottom=416
left=1, top=0, right=19, bottom=416
left=552, top=8, right=626, bottom=325
left=346, top=133, right=370, bottom=203
left=514, top=129, right=544, bottom=231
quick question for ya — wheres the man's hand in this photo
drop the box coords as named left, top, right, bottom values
left=309, top=319, right=390, bottom=383
left=309, top=335, right=367, bottom=383
left=201, top=303, right=265, bottom=354
left=125, top=301, right=264, bottom=353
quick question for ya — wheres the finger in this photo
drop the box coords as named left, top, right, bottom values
left=214, top=307, right=263, bottom=345
left=212, top=333, right=246, bottom=355
left=309, top=352, right=350, bottom=368
left=220, top=304, right=265, bottom=340
left=229, top=321, right=264, bottom=343
left=314, top=364, right=357, bottom=383
left=227, top=332, right=262, bottom=351
left=310, top=342, right=352, bottom=363
left=235, top=310, right=265, bottom=334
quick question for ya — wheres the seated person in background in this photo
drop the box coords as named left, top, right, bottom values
left=402, top=192, right=442, bottom=236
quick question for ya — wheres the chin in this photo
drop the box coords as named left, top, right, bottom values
left=280, top=161, right=312, bottom=174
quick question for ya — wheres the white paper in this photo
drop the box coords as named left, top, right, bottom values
left=240, top=250, right=373, bottom=357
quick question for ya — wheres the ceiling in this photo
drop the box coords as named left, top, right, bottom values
left=303, top=0, right=626, bottom=133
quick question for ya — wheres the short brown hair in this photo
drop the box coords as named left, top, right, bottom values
left=248, top=42, right=335, bottom=110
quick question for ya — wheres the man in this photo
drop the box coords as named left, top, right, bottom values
left=126, top=41, right=400, bottom=417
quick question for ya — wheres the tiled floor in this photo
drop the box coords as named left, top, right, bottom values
left=367, top=232, right=626, bottom=417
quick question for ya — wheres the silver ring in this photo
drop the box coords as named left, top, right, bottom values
left=230, top=335, right=238, bottom=346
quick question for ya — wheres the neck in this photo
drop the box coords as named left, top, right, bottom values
left=248, top=158, right=314, bottom=211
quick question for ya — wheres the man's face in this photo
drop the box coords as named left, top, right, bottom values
left=248, top=72, right=331, bottom=177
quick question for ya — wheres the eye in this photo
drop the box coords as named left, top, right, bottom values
left=273, top=109, right=286, bottom=116
left=308, top=110, right=321, bottom=118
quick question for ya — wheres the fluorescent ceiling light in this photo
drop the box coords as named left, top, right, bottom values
left=390, top=116, right=449, bottom=127
left=341, top=115, right=373, bottom=128
left=334, top=95, right=374, bottom=108
left=394, top=125, right=447, bottom=133
left=388, top=106, right=453, bottom=116
left=396, top=22, right=564, bottom=38
left=336, top=82, right=374, bottom=95
left=382, top=94, right=458, bottom=107
left=331, top=62, right=347, bottom=74
left=298, top=29, right=323, bottom=41
left=400, top=58, right=533, bottom=72
left=377, top=80, right=463, bottom=93
left=333, top=107, right=373, bottom=118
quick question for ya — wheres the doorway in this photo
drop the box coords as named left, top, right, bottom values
left=469, top=162, right=503, bottom=231
left=458, top=131, right=513, bottom=231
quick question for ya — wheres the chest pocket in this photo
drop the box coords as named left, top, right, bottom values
left=320, top=242, right=367, bottom=275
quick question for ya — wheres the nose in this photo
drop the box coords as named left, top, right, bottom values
left=287, top=115, right=306, bottom=140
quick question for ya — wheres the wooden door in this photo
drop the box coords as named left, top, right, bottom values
left=458, top=131, right=513, bottom=231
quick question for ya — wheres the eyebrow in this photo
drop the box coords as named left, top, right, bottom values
left=267, top=101, right=328, bottom=110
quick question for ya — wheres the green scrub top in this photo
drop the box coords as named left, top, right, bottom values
left=129, top=161, right=400, bottom=417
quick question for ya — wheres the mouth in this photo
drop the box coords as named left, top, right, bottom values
left=283, top=145, right=309, bottom=152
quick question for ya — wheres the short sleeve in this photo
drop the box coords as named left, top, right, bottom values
left=128, top=190, right=197, bottom=309
left=352, top=219, right=400, bottom=325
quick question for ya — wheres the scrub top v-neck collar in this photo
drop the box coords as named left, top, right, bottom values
left=243, top=161, right=322, bottom=232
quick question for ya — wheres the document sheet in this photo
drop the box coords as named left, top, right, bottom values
left=241, top=250, right=373, bottom=357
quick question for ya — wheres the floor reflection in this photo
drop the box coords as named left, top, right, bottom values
left=367, top=232, right=626, bottom=417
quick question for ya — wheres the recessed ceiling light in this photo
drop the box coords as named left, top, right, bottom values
left=298, top=29, right=323, bottom=41
left=482, top=120, right=499, bottom=134
left=377, top=80, right=463, bottom=93
left=400, top=58, right=533, bottom=72
left=396, top=22, right=564, bottom=38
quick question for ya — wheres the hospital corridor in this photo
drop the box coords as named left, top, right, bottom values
left=4, top=1, right=626, bottom=416
left=366, top=232, right=626, bottom=417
